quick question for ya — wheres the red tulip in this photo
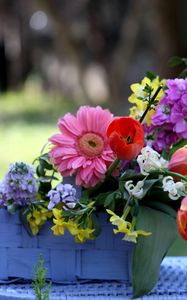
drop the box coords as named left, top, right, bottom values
left=169, top=146, right=187, bottom=177
left=106, top=117, right=144, bottom=160
left=177, top=197, right=187, bottom=240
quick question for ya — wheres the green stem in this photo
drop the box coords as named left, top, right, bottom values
left=149, top=169, right=187, bottom=182
left=139, top=85, right=163, bottom=123
left=122, top=205, right=131, bottom=219
left=87, top=158, right=121, bottom=196
left=131, top=216, right=136, bottom=230
left=105, top=158, right=120, bottom=178
left=162, top=170, right=187, bottom=182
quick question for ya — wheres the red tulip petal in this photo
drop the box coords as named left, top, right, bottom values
left=107, top=117, right=144, bottom=160
left=177, top=210, right=187, bottom=240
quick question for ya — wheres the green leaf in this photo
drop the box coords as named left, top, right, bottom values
left=179, top=68, right=187, bottom=78
left=168, top=56, right=184, bottom=67
left=32, top=255, right=51, bottom=300
left=145, top=71, right=156, bottom=81
left=92, top=214, right=102, bottom=237
left=132, top=206, right=177, bottom=298
left=143, top=84, right=153, bottom=94
left=36, top=165, right=45, bottom=177
left=104, top=191, right=116, bottom=210
left=7, top=201, right=17, bottom=214
left=161, top=148, right=170, bottom=160
left=39, top=158, right=53, bottom=170
left=38, top=182, right=52, bottom=194
left=140, top=179, right=160, bottom=199
left=95, top=191, right=111, bottom=206
left=61, top=210, right=72, bottom=217
left=146, top=201, right=176, bottom=218
left=120, top=169, right=137, bottom=181
left=38, top=175, right=58, bottom=182
left=39, top=153, right=50, bottom=163
left=122, top=189, right=129, bottom=201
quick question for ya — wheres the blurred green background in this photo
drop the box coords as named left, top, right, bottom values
left=1, top=0, right=187, bottom=256
left=0, top=78, right=78, bottom=178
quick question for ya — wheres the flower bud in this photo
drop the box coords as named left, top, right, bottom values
left=176, top=197, right=187, bottom=240
left=106, top=117, right=144, bottom=160
left=169, top=146, right=187, bottom=177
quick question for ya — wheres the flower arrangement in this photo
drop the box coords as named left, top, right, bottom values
left=1, top=70, right=187, bottom=298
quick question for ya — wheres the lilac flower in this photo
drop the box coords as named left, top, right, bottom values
left=47, top=183, right=77, bottom=210
left=1, top=162, right=38, bottom=206
left=0, top=182, right=7, bottom=207
left=144, top=78, right=187, bottom=152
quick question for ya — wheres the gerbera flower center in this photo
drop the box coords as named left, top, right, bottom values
left=78, top=133, right=104, bottom=158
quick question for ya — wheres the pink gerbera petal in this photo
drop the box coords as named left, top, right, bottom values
left=58, top=113, right=82, bottom=137
left=49, top=106, right=115, bottom=188
left=49, top=134, right=75, bottom=146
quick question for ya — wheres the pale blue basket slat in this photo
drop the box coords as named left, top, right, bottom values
left=0, top=209, right=133, bottom=282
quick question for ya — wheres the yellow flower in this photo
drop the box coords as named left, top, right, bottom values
left=67, top=220, right=95, bottom=243
left=51, top=208, right=68, bottom=236
left=128, top=76, right=165, bottom=125
left=51, top=208, right=95, bottom=242
left=106, top=209, right=131, bottom=234
left=123, top=230, right=151, bottom=243
left=27, top=206, right=52, bottom=235
left=74, top=227, right=95, bottom=243
left=27, top=213, right=39, bottom=235
left=107, top=209, right=151, bottom=243
left=52, top=208, right=62, bottom=220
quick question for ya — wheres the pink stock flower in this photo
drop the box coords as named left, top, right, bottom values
left=49, top=106, right=115, bottom=188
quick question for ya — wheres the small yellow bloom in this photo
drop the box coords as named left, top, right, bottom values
left=27, top=206, right=52, bottom=235
left=52, top=208, right=63, bottom=220
left=51, top=219, right=66, bottom=235
left=27, top=213, right=39, bottom=235
left=123, top=230, right=151, bottom=243
left=128, top=76, right=165, bottom=125
left=51, top=208, right=68, bottom=236
left=67, top=220, right=95, bottom=243
left=74, top=227, right=95, bottom=243
left=106, top=209, right=131, bottom=234
left=106, top=209, right=151, bottom=243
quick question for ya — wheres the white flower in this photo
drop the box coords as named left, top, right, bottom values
left=162, top=176, right=185, bottom=200
left=125, top=180, right=144, bottom=199
left=137, top=146, right=168, bottom=175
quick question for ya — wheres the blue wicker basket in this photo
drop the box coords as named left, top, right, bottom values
left=0, top=209, right=133, bottom=282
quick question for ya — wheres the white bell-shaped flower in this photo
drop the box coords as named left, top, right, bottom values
left=137, top=146, right=168, bottom=175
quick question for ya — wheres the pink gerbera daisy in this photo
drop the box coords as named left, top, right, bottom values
left=49, top=106, right=115, bottom=188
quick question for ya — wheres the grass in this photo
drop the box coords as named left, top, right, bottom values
left=0, top=122, right=55, bottom=179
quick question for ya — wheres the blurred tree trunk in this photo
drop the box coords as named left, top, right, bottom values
left=147, top=0, right=185, bottom=78
left=37, top=0, right=186, bottom=113
left=0, top=37, right=8, bottom=92
left=1, top=0, right=186, bottom=112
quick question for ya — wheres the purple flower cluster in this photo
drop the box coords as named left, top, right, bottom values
left=0, top=183, right=7, bottom=207
left=144, top=78, right=187, bottom=152
left=0, top=162, right=38, bottom=206
left=47, top=183, right=77, bottom=210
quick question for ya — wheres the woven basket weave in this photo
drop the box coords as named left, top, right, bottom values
left=0, top=209, right=133, bottom=282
